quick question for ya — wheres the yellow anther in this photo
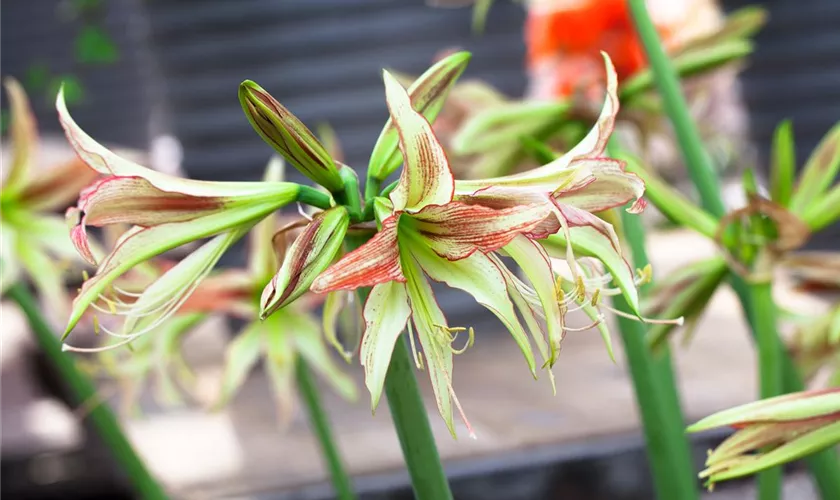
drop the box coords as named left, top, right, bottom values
left=636, top=264, right=653, bottom=285
left=93, top=315, right=101, bottom=335
left=590, top=288, right=601, bottom=307
left=82, top=270, right=90, bottom=281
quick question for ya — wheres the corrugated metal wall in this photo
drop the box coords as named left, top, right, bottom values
left=144, top=0, right=527, bottom=184
left=0, top=0, right=157, bottom=149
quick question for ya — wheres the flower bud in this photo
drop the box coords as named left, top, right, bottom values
left=260, top=206, right=349, bottom=318
left=239, top=81, right=344, bottom=193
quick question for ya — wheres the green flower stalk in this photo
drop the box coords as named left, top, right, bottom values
left=689, top=389, right=840, bottom=487
left=0, top=79, right=99, bottom=317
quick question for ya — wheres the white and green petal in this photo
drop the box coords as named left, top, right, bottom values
left=63, top=209, right=264, bottom=337
left=383, top=70, right=455, bottom=212
left=359, top=281, right=412, bottom=410
left=369, top=51, right=472, bottom=181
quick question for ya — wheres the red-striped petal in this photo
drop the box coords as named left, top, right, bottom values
left=311, top=214, right=405, bottom=292
left=411, top=201, right=559, bottom=260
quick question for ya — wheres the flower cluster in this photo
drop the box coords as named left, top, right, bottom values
left=60, top=52, right=648, bottom=436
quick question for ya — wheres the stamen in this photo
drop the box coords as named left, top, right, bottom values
left=82, top=270, right=90, bottom=281
left=605, top=305, right=684, bottom=326
left=296, top=202, right=314, bottom=221
left=590, top=289, right=601, bottom=307
left=93, top=315, right=101, bottom=335
left=407, top=322, right=424, bottom=370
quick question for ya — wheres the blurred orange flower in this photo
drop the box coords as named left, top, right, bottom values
left=526, top=0, right=722, bottom=99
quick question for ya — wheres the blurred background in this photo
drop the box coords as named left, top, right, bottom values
left=2, top=0, right=839, bottom=498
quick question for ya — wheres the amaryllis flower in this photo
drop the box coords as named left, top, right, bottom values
left=688, top=388, right=840, bottom=487
left=57, top=88, right=307, bottom=344
left=311, top=57, right=645, bottom=436
left=85, top=180, right=356, bottom=423
left=1, top=79, right=98, bottom=316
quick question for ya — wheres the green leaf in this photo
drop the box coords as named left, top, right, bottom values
left=770, top=120, right=796, bottom=207
left=75, top=26, right=119, bottom=64
left=620, top=39, right=753, bottom=101
left=790, top=122, right=840, bottom=216
left=452, top=101, right=570, bottom=155
left=519, top=135, right=560, bottom=164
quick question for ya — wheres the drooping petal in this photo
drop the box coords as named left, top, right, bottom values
left=260, top=206, right=349, bottom=318
left=503, top=234, right=564, bottom=365
left=58, top=87, right=299, bottom=199
left=401, top=252, right=458, bottom=436
left=215, top=320, right=263, bottom=409
left=118, top=226, right=250, bottom=337
left=311, top=214, right=405, bottom=293
left=238, top=81, right=344, bottom=193
left=18, top=156, right=98, bottom=211
left=360, top=281, right=411, bottom=410
left=369, top=51, right=472, bottom=181
left=288, top=310, right=357, bottom=401
left=322, top=290, right=363, bottom=362
left=383, top=70, right=455, bottom=212
left=412, top=244, right=537, bottom=378
left=2, top=78, right=37, bottom=196
left=410, top=201, right=558, bottom=260
left=64, top=202, right=280, bottom=336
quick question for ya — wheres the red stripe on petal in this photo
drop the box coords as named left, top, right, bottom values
left=78, top=176, right=226, bottom=227
left=553, top=158, right=646, bottom=213
left=66, top=207, right=98, bottom=266
left=311, top=215, right=405, bottom=292
left=412, top=202, right=559, bottom=260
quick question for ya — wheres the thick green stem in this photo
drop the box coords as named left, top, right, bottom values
left=749, top=281, right=783, bottom=500
left=347, top=235, right=452, bottom=500
left=627, top=0, right=840, bottom=496
left=384, top=339, right=453, bottom=500
left=298, top=185, right=335, bottom=211
left=6, top=283, right=167, bottom=500
left=295, top=357, right=356, bottom=500
left=616, top=208, right=699, bottom=500
left=627, top=0, right=725, bottom=219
